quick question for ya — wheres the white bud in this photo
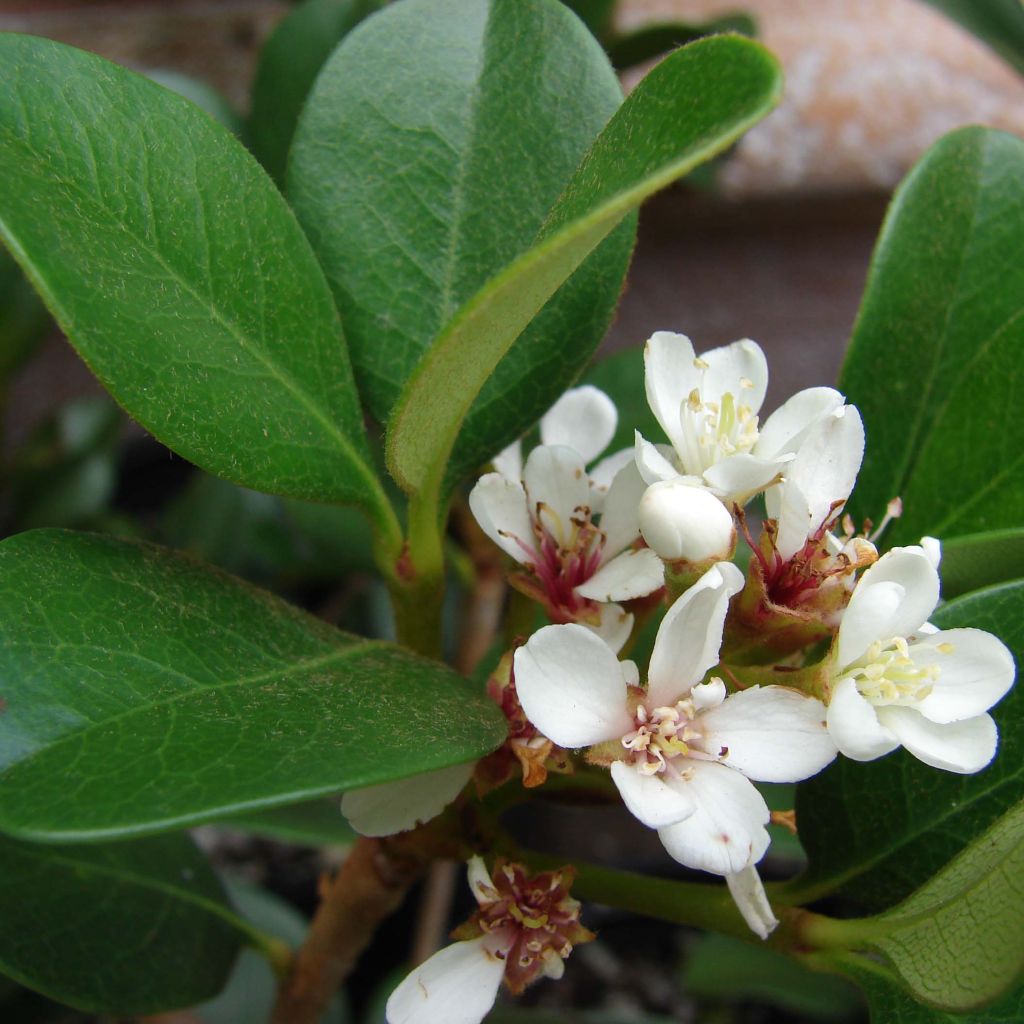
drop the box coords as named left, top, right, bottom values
left=638, top=480, right=735, bottom=563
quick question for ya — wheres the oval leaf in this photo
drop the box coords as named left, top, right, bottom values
left=841, top=127, right=1024, bottom=543
left=0, top=35, right=388, bottom=515
left=289, top=0, right=633, bottom=487
left=0, top=831, right=246, bottom=1013
left=791, top=580, right=1024, bottom=910
left=386, top=33, right=782, bottom=500
left=866, top=799, right=1024, bottom=1011
left=940, top=530, right=1024, bottom=599
left=0, top=530, right=506, bottom=841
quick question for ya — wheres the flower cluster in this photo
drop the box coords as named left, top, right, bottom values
left=343, top=332, right=1015, bottom=1024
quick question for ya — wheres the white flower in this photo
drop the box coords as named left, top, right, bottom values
left=825, top=542, right=1015, bottom=772
left=638, top=477, right=736, bottom=563
left=514, top=564, right=837, bottom=936
left=341, top=761, right=475, bottom=837
left=637, top=331, right=851, bottom=506
left=764, top=403, right=865, bottom=562
left=493, top=385, right=634, bottom=511
left=470, top=445, right=663, bottom=652
left=386, top=857, right=592, bottom=1024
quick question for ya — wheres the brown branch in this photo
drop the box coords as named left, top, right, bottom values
left=270, top=835, right=426, bottom=1024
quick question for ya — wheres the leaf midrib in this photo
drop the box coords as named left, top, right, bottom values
left=0, top=73, right=374, bottom=489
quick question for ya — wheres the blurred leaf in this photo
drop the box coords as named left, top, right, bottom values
left=291, top=0, right=633, bottom=491
left=939, top=529, right=1024, bottom=599
left=0, top=246, right=50, bottom=384
left=0, top=35, right=391, bottom=518
left=9, top=397, right=122, bottom=529
left=793, top=581, right=1024, bottom=911
left=682, top=933, right=863, bottom=1020
left=0, top=831, right=245, bottom=1014
left=387, top=34, right=782, bottom=501
left=921, top=0, right=1024, bottom=76
left=217, top=798, right=356, bottom=847
left=560, top=0, right=617, bottom=38
left=841, top=128, right=1024, bottom=544
left=248, top=0, right=385, bottom=183
left=0, top=530, right=506, bottom=841
left=862, top=799, right=1024, bottom=1011
left=581, top=345, right=661, bottom=454
left=607, top=15, right=756, bottom=70
left=196, top=877, right=348, bottom=1023
left=145, top=69, right=242, bottom=133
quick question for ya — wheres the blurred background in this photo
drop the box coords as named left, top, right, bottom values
left=0, top=2, right=1021, bottom=1022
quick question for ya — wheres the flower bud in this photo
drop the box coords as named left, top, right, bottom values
left=639, top=479, right=735, bottom=563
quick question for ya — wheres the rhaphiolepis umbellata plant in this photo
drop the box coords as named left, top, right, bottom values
left=0, top=0, right=1022, bottom=1022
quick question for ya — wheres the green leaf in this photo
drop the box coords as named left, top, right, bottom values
left=217, top=798, right=356, bottom=847
left=939, top=529, right=1024, bottom=599
left=386, top=34, right=781, bottom=501
left=9, top=397, right=122, bottom=530
left=248, top=0, right=385, bottom=184
left=290, top=0, right=634, bottom=489
left=0, top=35, right=393, bottom=524
left=0, top=529, right=506, bottom=841
left=606, top=15, right=757, bottom=70
left=144, top=69, right=242, bottom=134
left=681, top=933, right=863, bottom=1020
left=862, top=799, right=1024, bottom=1011
left=841, top=127, right=1024, bottom=544
left=0, top=830, right=246, bottom=1013
left=921, top=0, right=1024, bottom=77
left=791, top=580, right=1024, bottom=911
left=196, top=878, right=348, bottom=1024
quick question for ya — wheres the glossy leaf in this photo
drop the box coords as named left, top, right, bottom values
left=791, top=580, right=1024, bottom=910
left=248, top=0, right=385, bottom=183
left=290, top=0, right=634, bottom=489
left=217, top=798, right=356, bottom=847
left=939, top=529, right=1024, bottom=599
left=921, top=0, right=1024, bottom=76
left=841, top=128, right=1024, bottom=544
left=0, top=35, right=392, bottom=521
left=0, top=831, right=246, bottom=1013
left=0, top=530, right=506, bottom=841
left=863, top=799, right=1024, bottom=1011
left=387, top=34, right=782, bottom=500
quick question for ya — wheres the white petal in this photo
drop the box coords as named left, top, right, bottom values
left=610, top=760, right=696, bottom=829
left=341, top=762, right=474, bottom=837
left=920, top=536, right=941, bottom=570
left=385, top=935, right=507, bottom=1024
left=540, top=385, right=617, bottom=465
left=876, top=707, right=998, bottom=774
left=657, top=760, right=770, bottom=875
left=702, top=453, right=789, bottom=505
left=576, top=547, right=664, bottom=603
left=913, top=628, right=1016, bottom=723
left=726, top=866, right=778, bottom=939
left=514, top=623, right=634, bottom=747
left=838, top=547, right=940, bottom=666
left=523, top=445, right=591, bottom=547
left=825, top=677, right=899, bottom=762
left=638, top=478, right=735, bottom=562
left=468, top=474, right=535, bottom=564
left=634, top=431, right=680, bottom=485
left=755, top=387, right=844, bottom=460
left=598, top=458, right=647, bottom=558
left=588, top=447, right=635, bottom=512
left=621, top=659, right=640, bottom=687
left=491, top=440, right=523, bottom=482
left=691, top=677, right=727, bottom=711
left=644, top=331, right=698, bottom=454
left=466, top=856, right=496, bottom=906
left=700, top=338, right=769, bottom=416
left=700, top=687, right=836, bottom=782
left=586, top=602, right=634, bottom=656
left=772, top=406, right=864, bottom=561
left=647, top=562, right=745, bottom=707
